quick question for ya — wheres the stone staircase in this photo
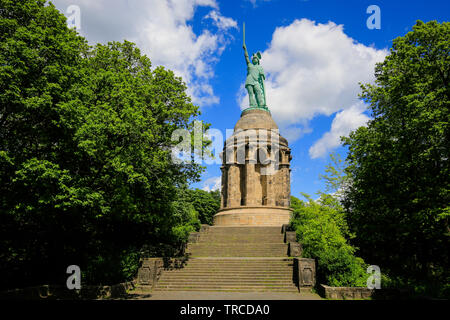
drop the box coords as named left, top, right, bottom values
left=152, top=226, right=299, bottom=292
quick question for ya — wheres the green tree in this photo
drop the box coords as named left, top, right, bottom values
left=342, top=20, right=449, bottom=297
left=171, top=186, right=202, bottom=242
left=290, top=194, right=368, bottom=287
left=319, top=152, right=349, bottom=199
left=188, top=188, right=220, bottom=225
left=0, top=0, right=207, bottom=288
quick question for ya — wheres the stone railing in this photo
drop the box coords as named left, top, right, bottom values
left=136, top=225, right=210, bottom=290
left=283, top=230, right=303, bottom=257
left=281, top=226, right=317, bottom=292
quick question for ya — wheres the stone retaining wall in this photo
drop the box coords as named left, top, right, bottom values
left=320, top=284, right=374, bottom=300
left=136, top=257, right=187, bottom=289
left=0, top=281, right=135, bottom=300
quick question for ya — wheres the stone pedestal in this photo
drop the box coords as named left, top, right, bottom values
left=214, top=109, right=293, bottom=226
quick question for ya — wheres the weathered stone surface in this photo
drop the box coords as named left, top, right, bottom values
left=285, top=231, right=296, bottom=243
left=162, top=257, right=188, bottom=270
left=234, top=109, right=278, bottom=131
left=289, top=242, right=302, bottom=257
left=188, top=232, right=200, bottom=243
left=0, top=282, right=135, bottom=300
left=136, top=257, right=188, bottom=290
left=281, top=224, right=290, bottom=234
left=137, top=258, right=163, bottom=287
left=320, top=284, right=374, bottom=300
left=213, top=206, right=292, bottom=226
left=295, top=258, right=316, bottom=288
left=200, top=224, right=210, bottom=233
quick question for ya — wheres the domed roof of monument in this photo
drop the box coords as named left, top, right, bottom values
left=234, top=109, right=279, bottom=132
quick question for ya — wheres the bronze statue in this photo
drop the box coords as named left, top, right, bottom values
left=243, top=23, right=267, bottom=109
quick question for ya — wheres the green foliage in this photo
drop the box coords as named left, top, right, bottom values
left=319, top=153, right=349, bottom=198
left=83, top=249, right=141, bottom=285
left=342, top=20, right=449, bottom=297
left=187, top=189, right=221, bottom=225
left=171, top=187, right=202, bottom=242
left=290, top=194, right=368, bottom=287
left=0, top=0, right=207, bottom=288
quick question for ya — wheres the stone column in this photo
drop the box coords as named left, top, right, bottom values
left=245, top=163, right=257, bottom=206
left=286, top=168, right=291, bottom=207
left=254, top=165, right=262, bottom=205
left=220, top=166, right=227, bottom=208
left=280, top=167, right=290, bottom=207
left=265, top=166, right=275, bottom=206
left=227, top=164, right=241, bottom=207
left=274, top=168, right=282, bottom=206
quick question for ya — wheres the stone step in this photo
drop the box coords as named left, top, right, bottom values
left=199, top=234, right=283, bottom=237
left=199, top=233, right=283, bottom=237
left=186, top=248, right=288, bottom=251
left=154, top=287, right=298, bottom=293
left=188, top=248, right=286, bottom=250
left=187, top=255, right=288, bottom=258
left=186, top=250, right=288, bottom=253
left=178, top=263, right=293, bottom=268
left=169, top=274, right=292, bottom=278
left=181, top=262, right=293, bottom=267
left=187, top=247, right=287, bottom=253
left=186, top=256, right=289, bottom=258
left=149, top=226, right=298, bottom=293
left=161, top=271, right=294, bottom=276
left=153, top=285, right=298, bottom=292
left=188, top=242, right=288, bottom=248
left=160, top=274, right=293, bottom=279
left=154, top=283, right=298, bottom=288
left=181, top=258, right=292, bottom=261
left=199, top=233, right=283, bottom=238
left=187, top=250, right=288, bottom=254
left=204, top=227, right=281, bottom=231
left=180, top=262, right=293, bottom=266
left=185, top=259, right=294, bottom=267
left=162, top=276, right=292, bottom=280
left=167, top=265, right=293, bottom=269
left=158, top=278, right=293, bottom=283
left=172, top=265, right=293, bottom=269
left=162, top=270, right=293, bottom=275
left=189, top=252, right=287, bottom=254
left=187, top=249, right=288, bottom=252
left=197, top=238, right=284, bottom=243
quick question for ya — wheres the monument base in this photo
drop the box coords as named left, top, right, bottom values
left=213, top=206, right=292, bottom=226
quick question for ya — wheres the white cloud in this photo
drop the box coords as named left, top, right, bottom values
left=246, top=0, right=272, bottom=7
left=205, top=10, right=238, bottom=31
left=238, top=19, right=387, bottom=150
left=51, top=0, right=236, bottom=106
left=309, top=102, right=370, bottom=159
left=202, top=176, right=221, bottom=191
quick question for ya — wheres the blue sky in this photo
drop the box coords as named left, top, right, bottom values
left=53, top=0, right=449, bottom=198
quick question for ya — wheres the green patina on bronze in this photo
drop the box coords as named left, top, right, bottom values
left=243, top=22, right=268, bottom=111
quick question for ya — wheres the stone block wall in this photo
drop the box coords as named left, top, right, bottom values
left=320, top=284, right=375, bottom=300
left=0, top=282, right=135, bottom=300
left=136, top=257, right=187, bottom=289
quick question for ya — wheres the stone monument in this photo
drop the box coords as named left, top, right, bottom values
left=213, top=24, right=292, bottom=226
